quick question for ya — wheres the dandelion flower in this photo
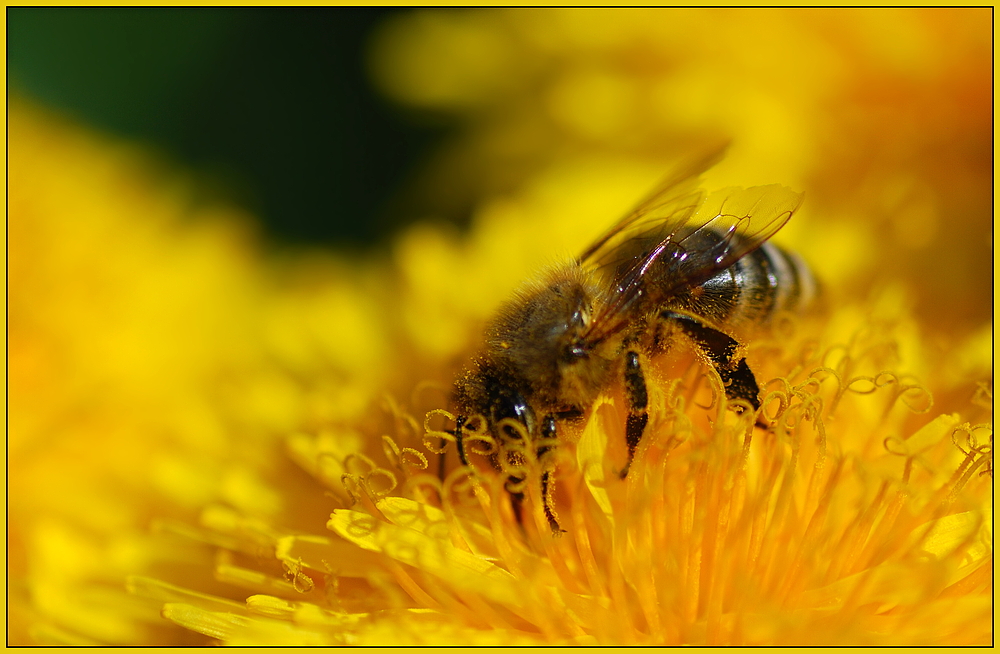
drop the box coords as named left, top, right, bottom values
left=9, top=8, right=991, bottom=646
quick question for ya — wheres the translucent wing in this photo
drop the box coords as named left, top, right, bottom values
left=578, top=159, right=804, bottom=345
left=578, top=147, right=726, bottom=269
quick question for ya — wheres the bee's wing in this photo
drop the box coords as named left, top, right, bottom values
left=580, top=176, right=804, bottom=344
left=578, top=147, right=726, bottom=268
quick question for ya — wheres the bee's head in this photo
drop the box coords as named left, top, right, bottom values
left=480, top=266, right=609, bottom=407
left=453, top=355, right=537, bottom=445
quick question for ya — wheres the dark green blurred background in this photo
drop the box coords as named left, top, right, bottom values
left=9, top=7, right=446, bottom=248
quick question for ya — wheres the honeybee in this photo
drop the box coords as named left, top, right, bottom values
left=450, top=150, right=816, bottom=533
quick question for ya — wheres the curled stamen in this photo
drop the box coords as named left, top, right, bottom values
left=800, top=366, right=840, bottom=397
left=664, top=378, right=687, bottom=411
left=760, top=388, right=790, bottom=424
left=727, top=396, right=757, bottom=422
left=495, top=418, right=531, bottom=449
left=424, top=408, right=458, bottom=429
left=533, top=436, right=560, bottom=465
left=698, top=368, right=727, bottom=424
left=844, top=375, right=879, bottom=395
left=729, top=400, right=757, bottom=438
left=797, top=392, right=825, bottom=423
left=763, top=376, right=795, bottom=396
left=340, top=474, right=364, bottom=506
left=382, top=435, right=403, bottom=468
left=967, top=424, right=992, bottom=453
left=465, top=414, right=487, bottom=431
left=382, top=393, right=422, bottom=444
left=443, top=465, right=484, bottom=510
left=367, top=467, right=399, bottom=499
left=423, top=408, right=458, bottom=454
left=344, top=452, right=377, bottom=477
left=402, top=473, right=445, bottom=504
left=400, top=448, right=429, bottom=469
left=979, top=457, right=993, bottom=478
left=282, top=558, right=316, bottom=593
left=780, top=401, right=807, bottom=432
left=382, top=434, right=430, bottom=472
left=951, top=423, right=994, bottom=456
left=496, top=439, right=531, bottom=480
left=869, top=371, right=934, bottom=415
left=503, top=474, right=529, bottom=495
left=463, top=417, right=498, bottom=457
left=464, top=433, right=499, bottom=457
left=897, top=383, right=934, bottom=414
left=951, top=424, right=973, bottom=456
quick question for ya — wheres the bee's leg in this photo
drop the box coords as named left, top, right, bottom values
left=620, top=350, right=649, bottom=479
left=555, top=406, right=585, bottom=421
left=437, top=415, right=468, bottom=482
left=494, top=423, right=528, bottom=528
left=538, top=413, right=564, bottom=534
left=499, top=415, right=563, bottom=534
left=661, top=310, right=761, bottom=412
left=454, top=414, right=470, bottom=467
left=505, top=472, right=527, bottom=527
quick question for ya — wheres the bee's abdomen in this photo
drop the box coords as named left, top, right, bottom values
left=758, top=241, right=817, bottom=316
left=680, top=241, right=817, bottom=327
left=729, top=241, right=817, bottom=324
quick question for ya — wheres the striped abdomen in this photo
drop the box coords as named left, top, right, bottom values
left=670, top=240, right=818, bottom=329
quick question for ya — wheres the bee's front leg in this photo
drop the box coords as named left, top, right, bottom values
left=660, top=310, right=761, bottom=412
left=437, top=414, right=467, bottom=481
left=454, top=414, right=470, bottom=467
left=538, top=413, right=564, bottom=534
left=496, top=415, right=564, bottom=534
left=620, top=349, right=649, bottom=479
